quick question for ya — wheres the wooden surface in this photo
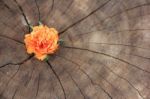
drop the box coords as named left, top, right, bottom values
left=0, top=0, right=150, bottom=99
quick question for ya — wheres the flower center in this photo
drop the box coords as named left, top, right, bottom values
left=39, top=42, right=44, bottom=48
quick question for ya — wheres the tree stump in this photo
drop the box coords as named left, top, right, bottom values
left=0, top=0, right=150, bottom=99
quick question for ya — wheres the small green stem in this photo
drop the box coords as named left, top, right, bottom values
left=38, top=21, right=43, bottom=25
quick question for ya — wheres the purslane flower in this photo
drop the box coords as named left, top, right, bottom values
left=24, top=25, right=59, bottom=60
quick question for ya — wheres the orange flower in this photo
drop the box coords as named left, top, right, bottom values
left=24, top=25, right=59, bottom=60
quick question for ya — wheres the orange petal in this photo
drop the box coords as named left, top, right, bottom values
left=35, top=54, right=47, bottom=61
left=27, top=46, right=34, bottom=54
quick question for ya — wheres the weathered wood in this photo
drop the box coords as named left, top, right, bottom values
left=0, top=0, right=150, bottom=99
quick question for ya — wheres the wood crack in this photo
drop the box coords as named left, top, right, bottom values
left=98, top=62, right=145, bottom=99
left=93, top=69, right=126, bottom=98
left=95, top=2, right=150, bottom=27
left=87, top=41, right=150, bottom=51
left=0, top=54, right=33, bottom=97
left=46, top=61, right=66, bottom=99
left=56, top=55, right=113, bottom=99
left=66, top=71, right=86, bottom=99
left=35, top=74, right=40, bottom=99
left=79, top=68, right=113, bottom=99
left=59, top=0, right=111, bottom=35
left=61, top=0, right=74, bottom=16
left=63, top=46, right=150, bottom=74
left=57, top=55, right=144, bottom=99
left=13, top=0, right=31, bottom=32
left=77, top=28, right=150, bottom=39
left=1, top=0, right=15, bottom=13
left=34, top=0, right=41, bottom=22
left=24, top=67, right=34, bottom=86
left=0, top=54, right=34, bottom=69
left=0, top=34, right=24, bottom=44
left=45, top=0, right=54, bottom=21
left=12, top=88, right=18, bottom=99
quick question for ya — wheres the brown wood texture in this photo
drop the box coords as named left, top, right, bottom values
left=0, top=0, right=150, bottom=99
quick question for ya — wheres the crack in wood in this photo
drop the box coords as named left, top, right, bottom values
left=97, top=61, right=145, bottom=99
left=60, top=0, right=74, bottom=16
left=46, top=61, right=66, bottom=99
left=34, top=0, right=41, bottom=23
left=76, top=64, right=113, bottom=99
left=57, top=55, right=145, bottom=99
left=0, top=55, right=34, bottom=97
left=81, top=43, right=150, bottom=60
left=59, top=55, right=126, bottom=98
left=0, top=55, right=34, bottom=69
left=77, top=28, right=150, bottom=39
left=64, top=37, right=150, bottom=52
left=1, top=20, right=25, bottom=35
left=66, top=71, right=86, bottom=99
left=94, top=2, right=150, bottom=27
left=1, top=0, right=15, bottom=13
left=87, top=41, right=150, bottom=51
left=63, top=46, right=150, bottom=75
left=0, top=65, right=21, bottom=97
left=130, top=54, right=150, bottom=60
left=56, top=55, right=113, bottom=99
left=24, top=67, right=34, bottom=86
left=59, top=0, right=111, bottom=35
left=67, top=34, right=74, bottom=59
left=13, top=0, right=32, bottom=32
left=94, top=69, right=126, bottom=99
left=12, top=88, right=18, bottom=99
left=0, top=34, right=24, bottom=44
left=35, top=73, right=40, bottom=99
left=45, top=0, right=54, bottom=21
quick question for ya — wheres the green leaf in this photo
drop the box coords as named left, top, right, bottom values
left=58, top=39, right=64, bottom=45
left=44, top=55, right=49, bottom=61
left=29, top=24, right=33, bottom=32
left=38, top=21, right=43, bottom=25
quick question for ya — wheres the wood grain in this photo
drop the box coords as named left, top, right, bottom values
left=0, top=0, right=150, bottom=99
